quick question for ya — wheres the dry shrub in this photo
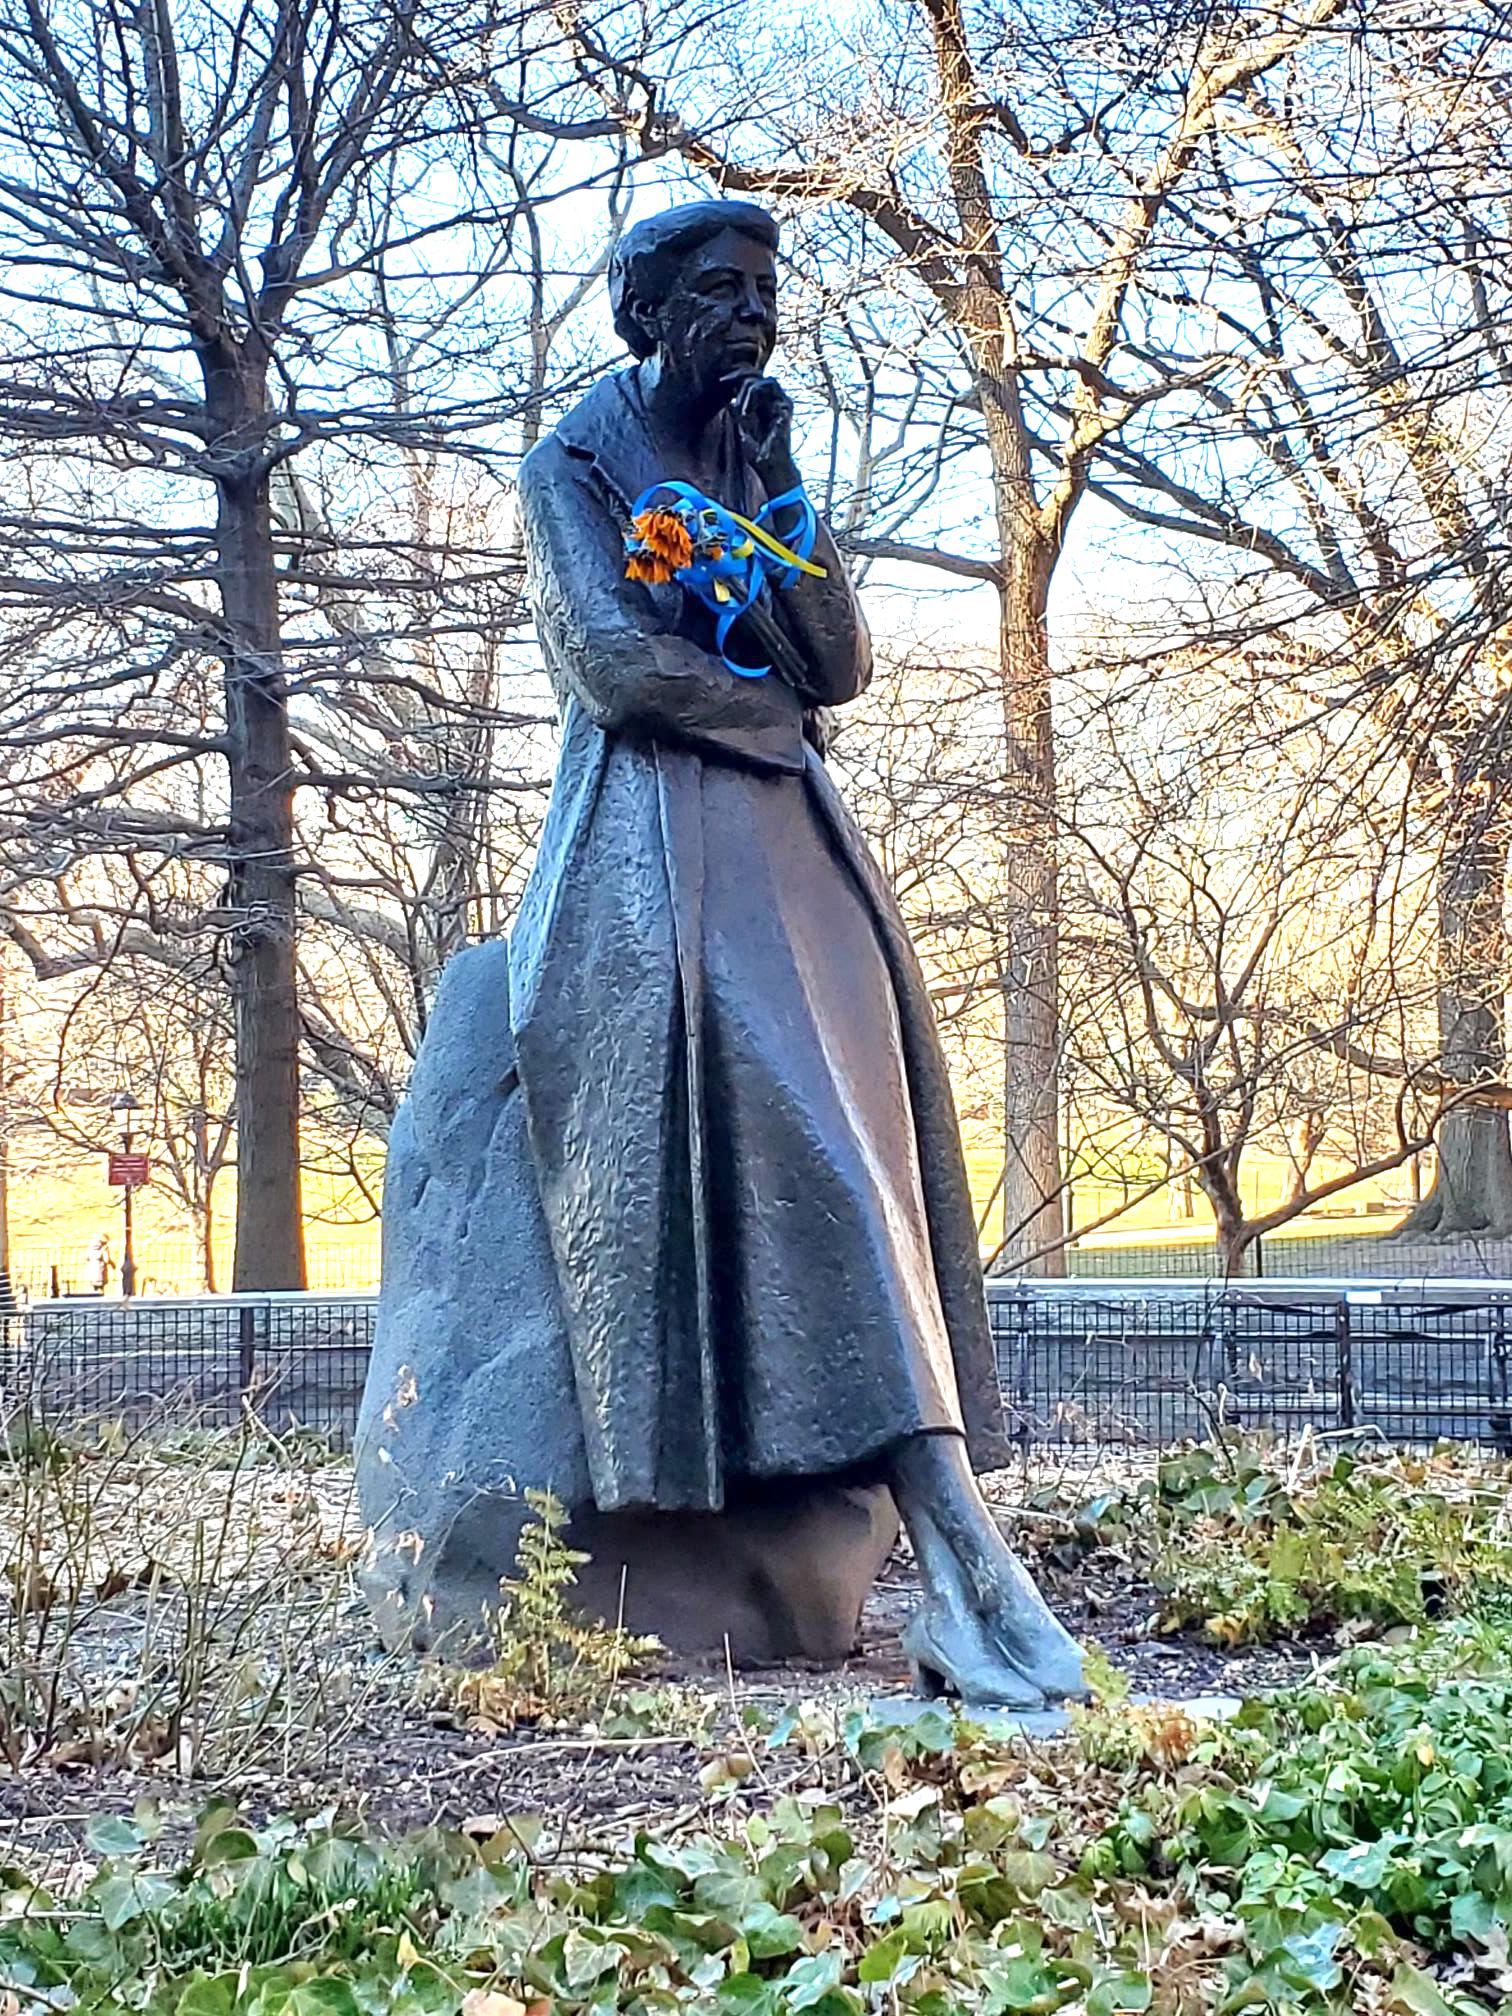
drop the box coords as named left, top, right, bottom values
left=0, top=1371, right=390, bottom=1779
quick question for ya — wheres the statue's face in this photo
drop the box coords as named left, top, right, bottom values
left=653, top=227, right=778, bottom=400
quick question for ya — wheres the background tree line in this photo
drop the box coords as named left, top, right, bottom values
left=0, top=0, right=1507, bottom=1286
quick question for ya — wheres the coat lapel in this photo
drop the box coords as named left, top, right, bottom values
left=555, top=371, right=686, bottom=631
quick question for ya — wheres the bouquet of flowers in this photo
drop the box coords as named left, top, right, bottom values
left=624, top=481, right=824, bottom=679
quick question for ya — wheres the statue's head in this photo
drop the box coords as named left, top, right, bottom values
left=608, top=200, right=780, bottom=401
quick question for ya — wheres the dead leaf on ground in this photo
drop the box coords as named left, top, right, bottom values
left=461, top=1992, right=529, bottom=2016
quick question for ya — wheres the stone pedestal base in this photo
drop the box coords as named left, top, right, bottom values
left=363, top=1478, right=898, bottom=1668
left=570, top=1482, right=899, bottom=1665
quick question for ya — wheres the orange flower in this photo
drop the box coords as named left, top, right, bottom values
left=626, top=507, right=694, bottom=584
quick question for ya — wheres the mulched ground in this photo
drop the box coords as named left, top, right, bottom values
left=0, top=1504, right=1332, bottom=1888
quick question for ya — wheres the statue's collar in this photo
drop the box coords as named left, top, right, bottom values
left=553, top=366, right=754, bottom=517
left=554, top=368, right=662, bottom=517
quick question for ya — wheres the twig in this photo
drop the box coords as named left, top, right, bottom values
left=426, top=1733, right=700, bottom=1776
left=2, top=1978, right=74, bottom=2011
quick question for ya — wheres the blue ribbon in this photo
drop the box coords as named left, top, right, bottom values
left=628, top=481, right=821, bottom=678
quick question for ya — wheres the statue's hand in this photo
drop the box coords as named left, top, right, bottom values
left=734, top=376, right=801, bottom=490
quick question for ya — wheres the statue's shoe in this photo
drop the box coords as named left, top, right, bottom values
left=974, top=1552, right=1090, bottom=1704
left=901, top=1605, right=1048, bottom=1709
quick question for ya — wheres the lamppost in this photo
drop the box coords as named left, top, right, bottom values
left=110, top=1089, right=141, bottom=1298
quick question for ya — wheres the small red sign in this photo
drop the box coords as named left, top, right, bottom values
left=108, top=1152, right=150, bottom=1188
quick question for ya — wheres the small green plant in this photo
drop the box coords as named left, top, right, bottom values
left=1078, top=1640, right=1132, bottom=1705
left=1048, top=1437, right=1512, bottom=1646
left=1092, top=1619, right=1512, bottom=2007
left=11, top=1626, right=1512, bottom=2016
left=453, top=1489, right=663, bottom=1728
left=600, top=1682, right=720, bottom=1741
left=0, top=1808, right=489, bottom=2015
left=0, top=1409, right=71, bottom=1472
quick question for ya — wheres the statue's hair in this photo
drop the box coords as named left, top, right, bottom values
left=608, top=201, right=779, bottom=360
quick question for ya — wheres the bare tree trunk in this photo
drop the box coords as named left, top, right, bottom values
left=1284, top=1110, right=1324, bottom=1208
left=205, top=355, right=306, bottom=1291
left=201, top=1185, right=218, bottom=1295
left=1216, top=1215, right=1252, bottom=1280
left=996, top=532, right=1064, bottom=1275
left=1202, top=1163, right=1253, bottom=1278
left=1398, top=795, right=1512, bottom=1236
left=1415, top=1101, right=1512, bottom=1234
left=423, top=745, right=490, bottom=980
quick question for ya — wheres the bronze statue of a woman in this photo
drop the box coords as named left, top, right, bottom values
left=356, top=200, right=1082, bottom=1708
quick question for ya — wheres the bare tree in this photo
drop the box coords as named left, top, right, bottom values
left=1055, top=642, right=1453, bottom=1273
left=0, top=0, right=619, bottom=1283
left=31, top=956, right=235, bottom=1291
left=828, top=638, right=1026, bottom=1223
left=1050, top=9, right=1512, bottom=1235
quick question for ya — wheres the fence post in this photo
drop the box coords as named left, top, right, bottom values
left=1212, top=1288, right=1239, bottom=1428
left=238, top=1302, right=257, bottom=1407
left=1490, top=1302, right=1511, bottom=1452
left=994, top=1290, right=1031, bottom=1453
left=1336, top=1296, right=1357, bottom=1431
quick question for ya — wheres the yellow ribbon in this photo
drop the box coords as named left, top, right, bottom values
left=725, top=510, right=828, bottom=579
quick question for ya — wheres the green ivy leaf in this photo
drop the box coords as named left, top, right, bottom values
left=719, top=1975, right=781, bottom=2016
left=174, top=1974, right=237, bottom=2016
left=1319, top=1838, right=1396, bottom=1889
left=561, top=1928, right=626, bottom=1990
left=979, top=1953, right=1065, bottom=2015
left=1277, top=1924, right=1345, bottom=1994
left=739, top=1902, right=804, bottom=1961
left=199, top=1829, right=262, bottom=1868
left=857, top=1931, right=909, bottom=1984
left=91, top=1871, right=176, bottom=1931
left=1086, top=1969, right=1153, bottom=2016
left=284, top=1982, right=362, bottom=2016
left=997, top=1853, right=1057, bottom=1900
left=84, top=1816, right=147, bottom=1859
left=782, top=1949, right=843, bottom=2010
left=1387, top=1962, right=1473, bottom=2016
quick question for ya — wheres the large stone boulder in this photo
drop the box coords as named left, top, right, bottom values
left=355, top=940, right=898, bottom=1666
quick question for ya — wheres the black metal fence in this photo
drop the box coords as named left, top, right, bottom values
left=1062, top=1232, right=1512, bottom=1282
left=989, top=1280, right=1512, bottom=1450
left=6, top=1280, right=1512, bottom=1452
left=0, top=1294, right=373, bottom=1445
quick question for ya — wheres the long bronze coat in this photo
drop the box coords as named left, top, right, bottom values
left=511, top=368, right=1010, bottom=1513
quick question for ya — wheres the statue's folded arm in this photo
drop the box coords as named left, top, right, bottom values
left=761, top=512, right=874, bottom=710
left=519, top=443, right=849, bottom=773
